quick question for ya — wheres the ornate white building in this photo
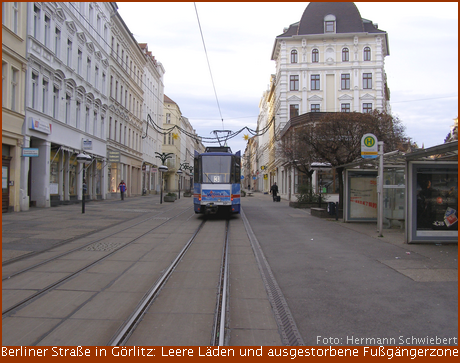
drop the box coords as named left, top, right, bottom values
left=258, top=2, right=391, bottom=201
left=23, top=2, right=112, bottom=208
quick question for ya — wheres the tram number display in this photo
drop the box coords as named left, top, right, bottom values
left=213, top=176, right=220, bottom=183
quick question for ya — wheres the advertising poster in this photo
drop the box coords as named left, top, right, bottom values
left=416, top=167, right=458, bottom=232
left=349, top=174, right=378, bottom=220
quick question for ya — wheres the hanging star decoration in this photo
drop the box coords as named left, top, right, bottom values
left=243, top=134, right=249, bottom=141
left=172, top=133, right=179, bottom=140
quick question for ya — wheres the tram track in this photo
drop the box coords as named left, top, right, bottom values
left=111, top=217, right=231, bottom=346
left=2, top=204, right=187, bottom=281
left=107, top=219, right=230, bottom=346
left=2, top=205, right=194, bottom=317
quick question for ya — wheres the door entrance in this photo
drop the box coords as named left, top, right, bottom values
left=2, top=157, right=11, bottom=213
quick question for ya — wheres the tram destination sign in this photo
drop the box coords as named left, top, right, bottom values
left=361, top=133, right=378, bottom=159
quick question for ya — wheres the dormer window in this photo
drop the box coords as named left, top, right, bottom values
left=324, top=14, right=336, bottom=33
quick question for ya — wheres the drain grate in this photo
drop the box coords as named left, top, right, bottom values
left=241, top=209, right=305, bottom=346
left=83, top=241, right=126, bottom=252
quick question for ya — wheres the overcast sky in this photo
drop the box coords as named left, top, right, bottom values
left=117, top=2, right=458, bottom=154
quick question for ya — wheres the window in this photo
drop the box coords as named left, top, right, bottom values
left=77, top=49, right=82, bottom=75
left=44, top=15, right=50, bottom=46
left=363, top=103, right=372, bottom=113
left=85, top=107, right=90, bottom=132
left=53, top=86, right=59, bottom=119
left=290, top=75, right=299, bottom=91
left=102, top=72, right=106, bottom=94
left=76, top=101, right=81, bottom=129
left=67, top=39, right=72, bottom=67
left=95, top=65, right=99, bottom=89
left=54, top=28, right=61, bottom=57
left=42, top=79, right=48, bottom=113
left=325, top=21, right=335, bottom=33
left=31, top=73, right=39, bottom=109
left=324, top=14, right=336, bottom=33
left=86, top=57, right=91, bottom=82
left=33, top=4, right=40, bottom=38
left=364, top=47, right=371, bottom=61
left=311, top=74, right=320, bottom=90
left=291, top=50, right=298, bottom=63
left=312, top=49, right=319, bottom=63
left=94, top=111, right=98, bottom=135
left=311, top=104, right=320, bottom=112
left=290, top=104, right=299, bottom=119
left=11, top=68, right=18, bottom=111
left=2, top=62, right=6, bottom=107
left=342, top=48, right=349, bottom=62
left=12, top=2, right=19, bottom=35
left=363, top=73, right=372, bottom=89
left=341, top=103, right=350, bottom=112
left=341, top=74, right=350, bottom=90
left=100, top=116, right=105, bottom=139
left=110, top=76, right=113, bottom=97
left=65, top=94, right=71, bottom=124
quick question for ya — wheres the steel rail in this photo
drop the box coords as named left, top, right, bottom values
left=2, top=204, right=187, bottom=281
left=212, top=219, right=230, bottom=346
left=2, top=207, right=193, bottom=317
left=108, top=219, right=207, bottom=346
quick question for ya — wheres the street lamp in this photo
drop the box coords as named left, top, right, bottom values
left=177, top=169, right=183, bottom=199
left=158, top=165, right=168, bottom=204
left=77, top=153, right=92, bottom=214
left=155, top=152, right=173, bottom=204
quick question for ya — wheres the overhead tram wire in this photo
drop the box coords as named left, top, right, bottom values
left=194, top=3, right=225, bottom=131
left=69, top=2, right=271, bottom=145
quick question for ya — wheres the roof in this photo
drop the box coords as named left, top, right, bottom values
left=278, top=2, right=385, bottom=37
left=272, top=2, right=389, bottom=60
left=164, top=95, right=176, bottom=104
left=339, top=141, right=458, bottom=170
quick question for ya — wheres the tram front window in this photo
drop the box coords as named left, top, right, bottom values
left=202, top=156, right=231, bottom=184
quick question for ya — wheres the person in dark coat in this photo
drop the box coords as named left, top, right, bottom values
left=270, top=182, right=279, bottom=202
left=118, top=180, right=126, bottom=200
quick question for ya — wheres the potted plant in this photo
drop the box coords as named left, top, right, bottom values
left=164, top=192, right=176, bottom=202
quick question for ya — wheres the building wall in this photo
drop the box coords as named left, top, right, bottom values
left=263, top=3, right=390, bottom=202
left=22, top=2, right=112, bottom=208
left=2, top=2, right=28, bottom=212
left=107, top=6, right=146, bottom=198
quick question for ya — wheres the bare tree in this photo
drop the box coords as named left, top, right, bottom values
left=280, top=111, right=408, bottom=209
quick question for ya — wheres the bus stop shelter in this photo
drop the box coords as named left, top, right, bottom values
left=340, top=141, right=458, bottom=244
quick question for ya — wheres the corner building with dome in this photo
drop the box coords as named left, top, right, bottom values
left=251, top=2, right=391, bottom=198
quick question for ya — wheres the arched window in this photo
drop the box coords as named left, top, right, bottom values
left=364, top=47, right=371, bottom=61
left=342, top=48, right=349, bottom=62
left=324, top=14, right=336, bottom=33
left=312, top=49, right=319, bottom=63
left=291, top=50, right=298, bottom=63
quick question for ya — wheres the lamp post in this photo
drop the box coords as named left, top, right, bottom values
left=155, top=152, right=173, bottom=204
left=177, top=169, right=182, bottom=199
left=77, top=153, right=92, bottom=214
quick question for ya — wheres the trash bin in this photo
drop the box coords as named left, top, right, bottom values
left=327, top=202, right=336, bottom=215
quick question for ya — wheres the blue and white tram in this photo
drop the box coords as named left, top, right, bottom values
left=193, top=146, right=241, bottom=215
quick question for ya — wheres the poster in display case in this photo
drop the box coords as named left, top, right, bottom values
left=411, top=163, right=458, bottom=242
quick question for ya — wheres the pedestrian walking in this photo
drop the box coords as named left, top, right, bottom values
left=118, top=180, right=126, bottom=200
left=270, top=182, right=279, bottom=202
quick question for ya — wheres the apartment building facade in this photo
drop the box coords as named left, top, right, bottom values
left=258, top=2, right=390, bottom=201
left=2, top=2, right=28, bottom=212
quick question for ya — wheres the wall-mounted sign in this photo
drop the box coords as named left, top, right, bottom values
left=107, top=150, right=120, bottom=163
left=29, top=118, right=52, bottom=134
left=82, top=139, right=93, bottom=150
left=22, top=148, right=39, bottom=157
left=361, top=133, right=378, bottom=159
